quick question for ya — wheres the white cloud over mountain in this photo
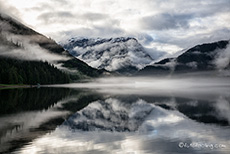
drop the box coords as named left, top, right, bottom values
left=214, top=44, right=230, bottom=69
left=0, top=0, right=229, bottom=55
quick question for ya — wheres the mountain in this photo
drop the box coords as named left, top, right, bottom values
left=61, top=37, right=153, bottom=74
left=138, top=40, right=230, bottom=76
left=0, top=13, right=102, bottom=84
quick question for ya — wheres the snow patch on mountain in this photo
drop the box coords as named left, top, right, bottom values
left=61, top=37, right=155, bottom=72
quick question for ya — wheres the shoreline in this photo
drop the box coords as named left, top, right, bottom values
left=0, top=84, right=37, bottom=89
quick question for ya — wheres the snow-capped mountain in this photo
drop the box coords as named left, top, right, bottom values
left=61, top=37, right=153, bottom=74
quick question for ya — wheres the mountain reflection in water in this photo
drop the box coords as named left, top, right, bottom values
left=0, top=77, right=230, bottom=154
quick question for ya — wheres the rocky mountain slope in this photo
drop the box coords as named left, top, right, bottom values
left=61, top=37, right=153, bottom=74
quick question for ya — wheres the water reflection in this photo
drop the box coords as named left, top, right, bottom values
left=0, top=77, right=230, bottom=154
left=16, top=97, right=230, bottom=154
left=0, top=88, right=102, bottom=153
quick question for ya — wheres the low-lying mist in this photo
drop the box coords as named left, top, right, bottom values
left=0, top=33, right=69, bottom=62
left=49, top=74, right=230, bottom=100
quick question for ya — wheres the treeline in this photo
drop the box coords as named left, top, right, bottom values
left=0, top=57, right=71, bottom=84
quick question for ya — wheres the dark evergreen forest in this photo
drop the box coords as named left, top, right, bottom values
left=0, top=57, right=71, bottom=84
left=0, top=27, right=101, bottom=84
left=0, top=30, right=71, bottom=84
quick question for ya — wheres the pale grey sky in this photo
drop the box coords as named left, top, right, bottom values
left=0, top=0, right=230, bottom=54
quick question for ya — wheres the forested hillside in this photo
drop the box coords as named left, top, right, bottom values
left=0, top=13, right=103, bottom=84
left=0, top=57, right=70, bottom=84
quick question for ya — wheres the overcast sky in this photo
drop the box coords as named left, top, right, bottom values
left=0, top=0, right=230, bottom=54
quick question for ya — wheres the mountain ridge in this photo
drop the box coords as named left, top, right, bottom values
left=61, top=37, right=154, bottom=74
left=137, top=39, right=230, bottom=76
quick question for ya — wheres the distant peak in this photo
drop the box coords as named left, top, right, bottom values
left=67, top=36, right=137, bottom=43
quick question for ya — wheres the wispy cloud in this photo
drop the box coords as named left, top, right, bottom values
left=0, top=0, right=230, bottom=54
left=214, top=44, right=230, bottom=69
left=0, top=33, right=69, bottom=62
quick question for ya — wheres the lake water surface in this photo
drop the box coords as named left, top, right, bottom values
left=0, top=77, right=230, bottom=154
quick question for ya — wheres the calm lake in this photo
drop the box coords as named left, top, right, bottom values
left=0, top=77, right=230, bottom=154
